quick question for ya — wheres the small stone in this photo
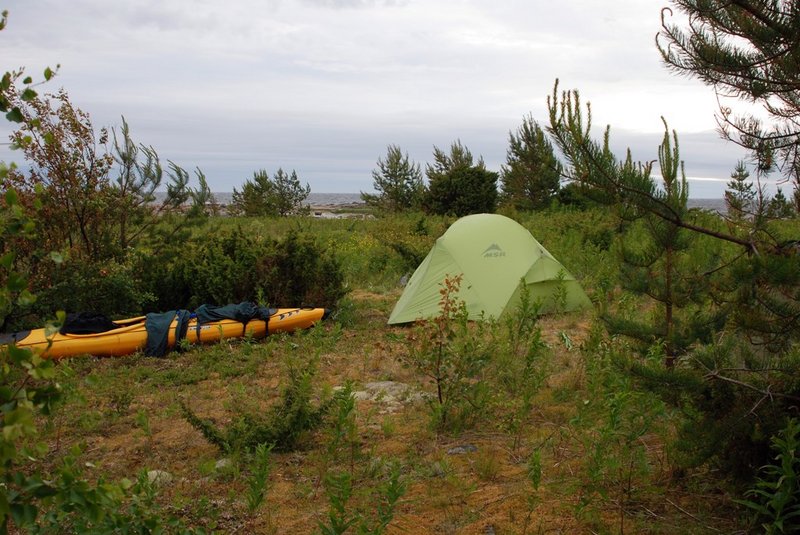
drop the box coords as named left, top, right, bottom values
left=352, top=390, right=372, bottom=401
left=447, top=444, right=478, bottom=455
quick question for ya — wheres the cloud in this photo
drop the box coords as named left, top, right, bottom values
left=0, top=0, right=756, bottom=196
left=300, top=0, right=409, bottom=7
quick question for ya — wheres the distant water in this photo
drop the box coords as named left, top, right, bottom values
left=688, top=198, right=726, bottom=213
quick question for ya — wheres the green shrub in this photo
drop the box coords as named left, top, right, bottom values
left=176, top=228, right=266, bottom=309
left=258, top=232, right=347, bottom=307
left=14, top=258, right=154, bottom=329
left=181, top=356, right=341, bottom=454
left=406, top=274, right=493, bottom=433
left=140, top=229, right=346, bottom=311
left=26, top=454, right=203, bottom=534
left=626, top=340, right=800, bottom=481
left=318, top=463, right=405, bottom=535
left=571, top=336, right=668, bottom=531
left=424, top=165, right=498, bottom=217
left=245, top=442, right=274, bottom=515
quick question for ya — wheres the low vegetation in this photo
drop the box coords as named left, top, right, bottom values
left=3, top=198, right=798, bottom=533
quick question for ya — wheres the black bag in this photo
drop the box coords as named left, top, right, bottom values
left=59, top=312, right=120, bottom=335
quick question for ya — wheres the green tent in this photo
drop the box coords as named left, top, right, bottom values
left=388, top=213, right=592, bottom=324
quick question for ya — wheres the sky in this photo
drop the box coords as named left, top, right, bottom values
left=0, top=0, right=778, bottom=197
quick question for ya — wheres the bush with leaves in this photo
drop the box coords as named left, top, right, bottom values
left=258, top=231, right=347, bottom=308
left=1, top=82, right=211, bottom=326
left=167, top=228, right=268, bottom=309
left=405, top=274, right=493, bottom=432
left=2, top=89, right=211, bottom=264
left=316, top=384, right=406, bottom=535
left=423, top=141, right=498, bottom=217
left=9, top=257, right=155, bottom=330
left=318, top=463, right=405, bottom=535
left=139, top=228, right=346, bottom=311
left=0, top=138, right=195, bottom=535
left=571, top=337, right=668, bottom=532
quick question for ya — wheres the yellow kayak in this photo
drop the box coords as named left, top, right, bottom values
left=1, top=307, right=329, bottom=360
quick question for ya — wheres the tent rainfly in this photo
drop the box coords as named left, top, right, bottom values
left=387, top=213, right=592, bottom=324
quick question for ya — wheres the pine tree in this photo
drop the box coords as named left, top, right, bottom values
left=548, top=81, right=800, bottom=478
left=271, top=168, right=310, bottom=216
left=501, top=115, right=562, bottom=210
left=231, top=170, right=274, bottom=216
left=600, top=123, right=717, bottom=367
left=767, top=187, right=794, bottom=218
left=724, top=161, right=756, bottom=220
left=361, top=145, right=424, bottom=212
left=658, top=1, right=800, bottom=210
left=111, top=116, right=208, bottom=250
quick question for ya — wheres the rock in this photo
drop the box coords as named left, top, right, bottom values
left=447, top=444, right=478, bottom=455
left=364, top=381, right=410, bottom=399
left=352, top=390, right=373, bottom=401
left=147, top=469, right=173, bottom=487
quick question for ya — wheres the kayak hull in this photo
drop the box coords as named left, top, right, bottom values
left=4, top=307, right=328, bottom=359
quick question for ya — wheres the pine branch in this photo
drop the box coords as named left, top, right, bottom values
left=703, top=369, right=800, bottom=403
